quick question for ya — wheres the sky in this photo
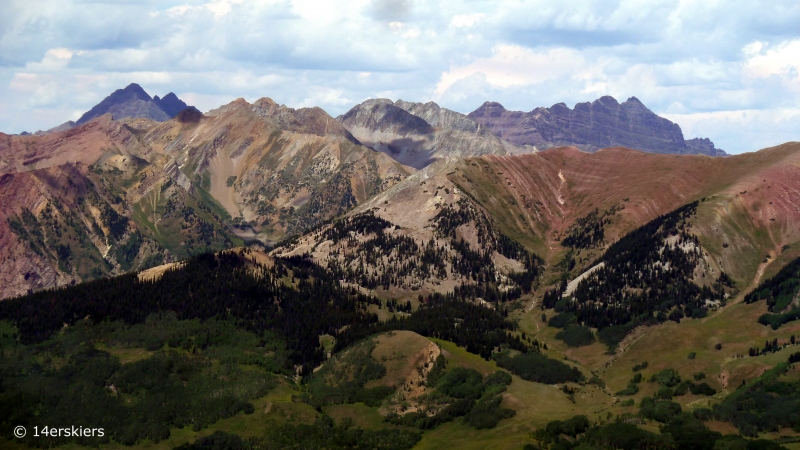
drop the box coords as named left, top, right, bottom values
left=1, top=0, right=799, bottom=154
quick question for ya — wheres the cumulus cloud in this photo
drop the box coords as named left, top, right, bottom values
left=435, top=45, right=592, bottom=96
left=0, top=0, right=798, bottom=153
left=743, top=39, right=800, bottom=90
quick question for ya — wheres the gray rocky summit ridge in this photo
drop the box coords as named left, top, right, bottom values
left=337, top=98, right=520, bottom=169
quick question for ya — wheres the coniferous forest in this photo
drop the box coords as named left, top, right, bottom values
left=543, top=202, right=734, bottom=348
left=745, top=255, right=800, bottom=329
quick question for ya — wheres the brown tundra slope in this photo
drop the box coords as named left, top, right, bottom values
left=0, top=115, right=148, bottom=174
left=450, top=144, right=800, bottom=285
left=277, top=142, right=800, bottom=297
left=0, top=99, right=412, bottom=299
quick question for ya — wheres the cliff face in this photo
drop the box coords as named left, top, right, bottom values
left=468, top=96, right=726, bottom=156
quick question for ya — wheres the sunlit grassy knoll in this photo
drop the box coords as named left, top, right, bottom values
left=412, top=337, right=596, bottom=449
left=367, top=331, right=435, bottom=389
left=430, top=338, right=498, bottom=377
left=415, top=371, right=579, bottom=450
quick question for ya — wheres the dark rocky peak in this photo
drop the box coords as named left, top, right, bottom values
left=154, top=92, right=192, bottom=117
left=468, top=101, right=507, bottom=119
left=686, top=137, right=727, bottom=156
left=176, top=107, right=203, bottom=123
left=121, top=83, right=152, bottom=100
left=76, top=83, right=195, bottom=125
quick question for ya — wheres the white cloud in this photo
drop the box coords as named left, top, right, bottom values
left=451, top=13, right=484, bottom=28
left=743, top=39, right=800, bottom=89
left=435, top=44, right=591, bottom=97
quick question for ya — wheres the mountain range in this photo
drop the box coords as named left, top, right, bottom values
left=2, top=84, right=800, bottom=450
left=468, top=96, right=726, bottom=155
left=0, top=84, right=774, bottom=299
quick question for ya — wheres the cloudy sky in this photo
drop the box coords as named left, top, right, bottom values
left=1, top=0, right=799, bottom=153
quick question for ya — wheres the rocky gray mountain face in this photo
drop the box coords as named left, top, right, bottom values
left=468, top=96, right=726, bottom=156
left=76, top=83, right=196, bottom=125
left=338, top=99, right=524, bottom=169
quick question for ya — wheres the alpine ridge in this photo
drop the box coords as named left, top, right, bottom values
left=468, top=96, right=726, bottom=156
left=338, top=98, right=528, bottom=169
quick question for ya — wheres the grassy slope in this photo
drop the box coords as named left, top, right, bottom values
left=415, top=339, right=579, bottom=450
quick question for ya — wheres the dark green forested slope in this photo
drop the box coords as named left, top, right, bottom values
left=746, top=256, right=800, bottom=329
left=544, top=201, right=734, bottom=348
left=0, top=247, right=585, bottom=448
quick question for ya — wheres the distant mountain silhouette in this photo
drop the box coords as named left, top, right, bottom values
left=76, top=83, right=196, bottom=125
left=468, top=96, right=726, bottom=156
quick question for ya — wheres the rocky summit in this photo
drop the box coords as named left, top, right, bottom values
left=338, top=98, right=525, bottom=169
left=468, top=96, right=726, bottom=156
left=76, top=83, right=196, bottom=125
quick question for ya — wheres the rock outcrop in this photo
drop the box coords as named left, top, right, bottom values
left=468, top=96, right=726, bottom=156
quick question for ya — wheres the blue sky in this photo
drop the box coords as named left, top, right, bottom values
left=1, top=0, right=799, bottom=153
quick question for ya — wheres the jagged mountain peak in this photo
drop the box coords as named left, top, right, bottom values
left=75, top=83, right=195, bottom=125
left=469, top=95, right=726, bottom=155
left=121, top=83, right=150, bottom=98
